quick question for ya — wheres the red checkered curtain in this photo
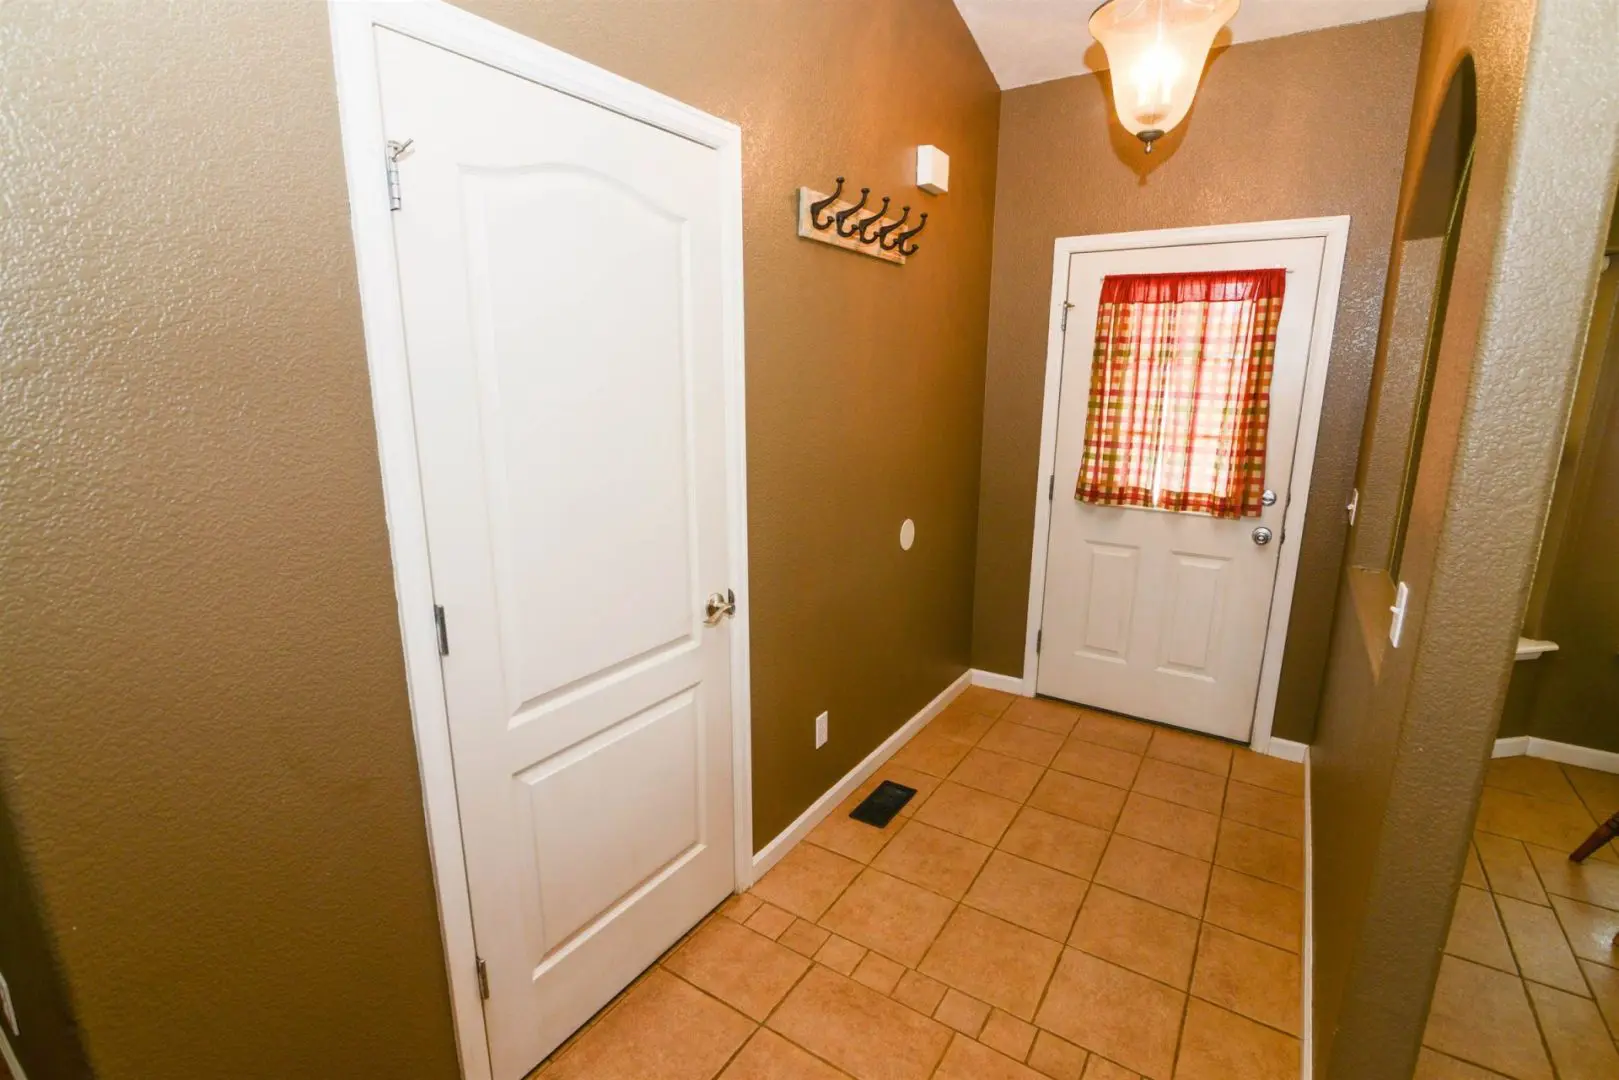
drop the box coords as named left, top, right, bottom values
left=1075, top=269, right=1286, bottom=519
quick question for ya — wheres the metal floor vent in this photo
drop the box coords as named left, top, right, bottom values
left=848, top=780, right=917, bottom=828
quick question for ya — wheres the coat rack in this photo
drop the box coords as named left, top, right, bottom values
left=797, top=177, right=928, bottom=265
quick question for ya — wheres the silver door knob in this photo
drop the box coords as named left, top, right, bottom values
left=1252, top=527, right=1273, bottom=546
left=704, top=589, right=737, bottom=626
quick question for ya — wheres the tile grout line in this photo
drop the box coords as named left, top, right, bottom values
left=1554, top=762, right=1619, bottom=1014
left=1476, top=863, right=1564, bottom=1076
left=816, top=768, right=1304, bottom=959
left=749, top=700, right=1309, bottom=1074
left=1169, top=922, right=1205, bottom=1080
left=1426, top=759, right=1619, bottom=1073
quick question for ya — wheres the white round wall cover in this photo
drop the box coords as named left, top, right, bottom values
left=900, top=519, right=916, bottom=551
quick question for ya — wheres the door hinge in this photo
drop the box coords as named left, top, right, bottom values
left=1036, top=629, right=1043, bottom=654
left=1060, top=301, right=1074, bottom=332
left=476, top=956, right=490, bottom=1000
left=385, top=138, right=413, bottom=211
left=433, top=604, right=449, bottom=657
left=1049, top=475, right=1055, bottom=501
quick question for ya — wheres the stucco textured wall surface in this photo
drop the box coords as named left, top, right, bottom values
left=972, top=16, right=1423, bottom=743
left=1310, top=1, right=1619, bottom=1077
left=0, top=3, right=462, bottom=1077
left=0, top=1, right=998, bottom=1076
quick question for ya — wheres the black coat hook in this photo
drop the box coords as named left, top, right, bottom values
left=877, top=206, right=910, bottom=250
left=855, top=196, right=891, bottom=243
left=808, top=177, right=844, bottom=231
left=835, top=187, right=870, bottom=238
left=896, top=211, right=928, bottom=256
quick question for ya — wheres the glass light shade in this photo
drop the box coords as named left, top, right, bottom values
left=1089, top=0, right=1239, bottom=151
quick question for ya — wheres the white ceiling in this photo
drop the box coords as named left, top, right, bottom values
left=953, top=0, right=1428, bottom=89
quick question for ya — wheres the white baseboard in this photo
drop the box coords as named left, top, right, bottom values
left=750, top=670, right=972, bottom=879
left=1492, top=735, right=1619, bottom=773
left=969, top=669, right=1028, bottom=695
left=1266, top=738, right=1310, bottom=764
left=964, top=671, right=1310, bottom=764
left=1493, top=736, right=1531, bottom=759
left=1, top=1027, right=27, bottom=1080
left=1525, top=737, right=1619, bottom=773
left=1301, top=751, right=1314, bottom=1080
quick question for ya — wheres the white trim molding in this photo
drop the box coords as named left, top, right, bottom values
left=1493, top=736, right=1619, bottom=774
left=1, top=1028, right=27, bottom=1080
left=970, top=669, right=1029, bottom=695
left=1266, top=738, right=1311, bottom=764
left=1492, top=736, right=1531, bottom=759
left=328, top=5, right=749, bottom=1078
left=1019, top=217, right=1352, bottom=758
left=752, top=672, right=971, bottom=879
left=1301, top=749, right=1315, bottom=1080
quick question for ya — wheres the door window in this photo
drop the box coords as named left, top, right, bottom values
left=1075, top=269, right=1287, bottom=519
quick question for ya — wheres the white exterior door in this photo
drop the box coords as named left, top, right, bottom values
left=375, top=29, right=737, bottom=1078
left=1037, top=238, right=1325, bottom=741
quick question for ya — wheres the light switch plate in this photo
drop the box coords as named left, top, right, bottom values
left=815, top=711, right=829, bottom=749
left=1389, top=580, right=1411, bottom=648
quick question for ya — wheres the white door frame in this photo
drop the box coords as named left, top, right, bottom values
left=1022, top=217, right=1350, bottom=755
left=327, top=4, right=752, bottom=1077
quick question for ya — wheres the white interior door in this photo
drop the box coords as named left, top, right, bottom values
left=1037, top=238, right=1325, bottom=741
left=375, top=29, right=737, bottom=1078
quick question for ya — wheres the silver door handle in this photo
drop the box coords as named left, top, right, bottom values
left=705, top=589, right=737, bottom=626
left=1252, top=527, right=1273, bottom=546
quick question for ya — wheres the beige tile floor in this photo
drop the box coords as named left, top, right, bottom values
left=534, top=687, right=1306, bottom=1080
left=1420, top=755, right=1619, bottom=1079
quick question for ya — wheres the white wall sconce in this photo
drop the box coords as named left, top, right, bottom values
left=1089, top=0, right=1239, bottom=152
left=916, top=145, right=949, bottom=194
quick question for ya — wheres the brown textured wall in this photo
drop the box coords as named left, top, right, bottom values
left=971, top=16, right=1423, bottom=743
left=458, top=0, right=1002, bottom=866
left=1504, top=251, right=1619, bottom=751
left=1310, top=1, right=1619, bottom=1076
left=0, top=801, right=91, bottom=1079
left=0, top=1, right=998, bottom=1076
left=1531, top=390, right=1619, bottom=750
left=0, top=2, right=461, bottom=1077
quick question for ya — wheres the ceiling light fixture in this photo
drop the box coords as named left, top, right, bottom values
left=1089, top=0, right=1239, bottom=152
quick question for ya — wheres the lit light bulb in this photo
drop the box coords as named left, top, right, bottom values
left=1126, top=40, right=1185, bottom=128
left=1090, top=0, right=1239, bottom=152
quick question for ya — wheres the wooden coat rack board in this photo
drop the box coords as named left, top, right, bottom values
left=797, top=177, right=927, bottom=265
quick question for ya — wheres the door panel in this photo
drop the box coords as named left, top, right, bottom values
left=1038, top=237, right=1325, bottom=740
left=376, top=28, right=735, bottom=1078
left=1158, top=553, right=1226, bottom=676
left=1080, top=543, right=1139, bottom=658
left=461, top=167, right=698, bottom=707
left=522, top=690, right=703, bottom=952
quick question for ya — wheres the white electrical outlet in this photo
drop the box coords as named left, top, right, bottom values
left=815, top=711, right=829, bottom=749
left=0, top=970, right=18, bottom=1037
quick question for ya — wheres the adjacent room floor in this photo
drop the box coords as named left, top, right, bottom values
left=534, top=686, right=1306, bottom=1080
left=1422, top=755, right=1619, bottom=1079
